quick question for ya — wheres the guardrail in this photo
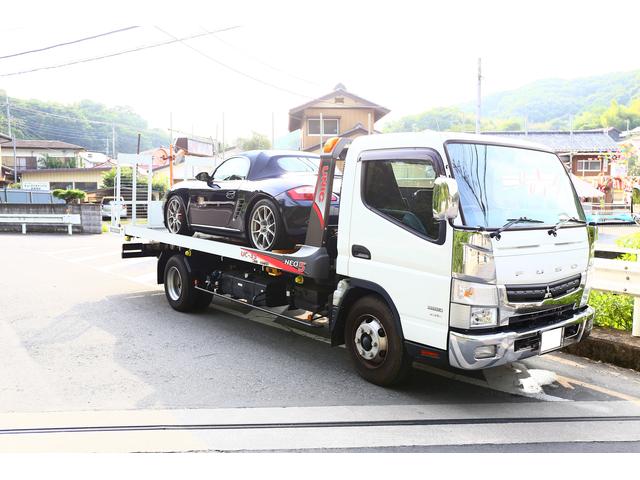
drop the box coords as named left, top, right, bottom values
left=0, top=213, right=81, bottom=235
left=593, top=242, right=640, bottom=336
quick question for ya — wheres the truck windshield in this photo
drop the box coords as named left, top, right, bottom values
left=446, top=142, right=585, bottom=228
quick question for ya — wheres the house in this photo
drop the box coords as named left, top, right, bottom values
left=20, top=166, right=112, bottom=193
left=484, top=129, right=621, bottom=177
left=288, top=83, right=390, bottom=153
left=0, top=139, right=86, bottom=178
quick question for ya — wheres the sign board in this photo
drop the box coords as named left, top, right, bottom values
left=22, top=181, right=50, bottom=191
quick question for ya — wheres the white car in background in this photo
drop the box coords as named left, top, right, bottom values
left=101, top=196, right=128, bottom=219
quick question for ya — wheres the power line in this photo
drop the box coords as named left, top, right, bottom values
left=0, top=26, right=140, bottom=60
left=204, top=29, right=322, bottom=87
left=155, top=26, right=314, bottom=99
left=0, top=26, right=240, bottom=78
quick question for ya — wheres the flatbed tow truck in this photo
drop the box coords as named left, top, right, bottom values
left=122, top=132, right=596, bottom=386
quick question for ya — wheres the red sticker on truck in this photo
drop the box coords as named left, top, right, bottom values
left=240, top=249, right=306, bottom=274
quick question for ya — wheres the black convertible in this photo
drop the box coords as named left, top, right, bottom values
left=163, top=150, right=340, bottom=250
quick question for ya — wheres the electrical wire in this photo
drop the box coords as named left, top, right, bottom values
left=0, top=25, right=240, bottom=78
left=154, top=26, right=314, bottom=99
left=203, top=28, right=322, bottom=88
left=0, top=26, right=140, bottom=60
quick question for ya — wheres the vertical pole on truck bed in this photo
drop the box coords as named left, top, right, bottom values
left=304, top=137, right=351, bottom=248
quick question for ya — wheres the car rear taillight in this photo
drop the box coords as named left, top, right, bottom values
left=286, top=186, right=337, bottom=202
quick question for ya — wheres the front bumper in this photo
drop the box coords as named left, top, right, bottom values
left=448, top=306, right=594, bottom=370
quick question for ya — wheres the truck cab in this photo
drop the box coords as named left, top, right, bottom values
left=332, top=131, right=594, bottom=374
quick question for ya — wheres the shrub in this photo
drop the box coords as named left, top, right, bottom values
left=52, top=189, right=86, bottom=204
left=616, top=232, right=640, bottom=261
left=588, top=290, right=634, bottom=331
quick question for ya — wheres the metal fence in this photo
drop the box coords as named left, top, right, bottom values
left=110, top=154, right=217, bottom=233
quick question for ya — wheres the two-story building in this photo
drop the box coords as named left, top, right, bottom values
left=0, top=132, right=12, bottom=186
left=0, top=139, right=85, bottom=178
left=288, top=83, right=390, bottom=153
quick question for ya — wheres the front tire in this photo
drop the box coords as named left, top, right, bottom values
left=165, top=195, right=193, bottom=236
left=345, top=295, right=411, bottom=386
left=164, top=255, right=212, bottom=312
left=247, top=198, right=290, bottom=251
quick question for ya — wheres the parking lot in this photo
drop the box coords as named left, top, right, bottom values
left=2, top=232, right=640, bottom=452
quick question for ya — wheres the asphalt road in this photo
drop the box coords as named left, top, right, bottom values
left=1, top=232, right=640, bottom=452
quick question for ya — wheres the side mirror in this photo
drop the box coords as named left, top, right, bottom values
left=195, top=171, right=211, bottom=183
left=433, top=176, right=459, bottom=221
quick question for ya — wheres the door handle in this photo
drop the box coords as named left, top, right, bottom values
left=352, top=244, right=371, bottom=260
left=226, top=191, right=236, bottom=199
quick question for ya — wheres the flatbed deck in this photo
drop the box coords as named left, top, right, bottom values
left=122, top=225, right=331, bottom=278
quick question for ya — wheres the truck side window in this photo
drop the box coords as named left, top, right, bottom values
left=363, top=159, right=439, bottom=239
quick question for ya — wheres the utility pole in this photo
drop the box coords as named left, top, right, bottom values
left=112, top=124, right=116, bottom=160
left=271, top=112, right=275, bottom=148
left=221, top=112, right=225, bottom=162
left=5, top=94, right=18, bottom=184
left=476, top=58, right=482, bottom=134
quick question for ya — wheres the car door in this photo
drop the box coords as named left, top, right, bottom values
left=190, top=156, right=250, bottom=230
left=345, top=148, right=452, bottom=351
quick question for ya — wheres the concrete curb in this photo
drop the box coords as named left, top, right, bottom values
left=564, top=327, right=640, bottom=371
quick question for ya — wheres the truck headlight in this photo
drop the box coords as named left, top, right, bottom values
left=451, top=278, right=498, bottom=306
left=450, top=303, right=499, bottom=329
left=470, top=307, right=498, bottom=328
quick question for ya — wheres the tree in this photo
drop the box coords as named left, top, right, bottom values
left=101, top=167, right=169, bottom=195
left=237, top=131, right=271, bottom=150
left=52, top=189, right=86, bottom=204
left=38, top=153, right=78, bottom=169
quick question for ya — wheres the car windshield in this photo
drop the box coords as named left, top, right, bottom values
left=277, top=156, right=320, bottom=173
left=446, top=142, right=585, bottom=228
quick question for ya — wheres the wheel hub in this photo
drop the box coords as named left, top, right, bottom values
left=354, top=316, right=387, bottom=364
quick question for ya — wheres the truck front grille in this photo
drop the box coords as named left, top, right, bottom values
left=505, top=274, right=581, bottom=303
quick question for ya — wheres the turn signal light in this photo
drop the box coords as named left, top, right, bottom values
left=286, top=186, right=337, bottom=202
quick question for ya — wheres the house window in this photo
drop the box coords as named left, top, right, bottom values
left=577, top=159, right=602, bottom=172
left=334, top=97, right=344, bottom=104
left=307, top=118, right=339, bottom=136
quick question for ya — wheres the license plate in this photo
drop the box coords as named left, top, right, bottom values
left=540, top=327, right=563, bottom=353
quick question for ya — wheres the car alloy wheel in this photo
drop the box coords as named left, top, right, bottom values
left=166, top=197, right=184, bottom=234
left=250, top=204, right=277, bottom=250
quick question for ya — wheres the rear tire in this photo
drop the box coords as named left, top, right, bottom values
left=247, top=198, right=290, bottom=251
left=165, top=195, right=193, bottom=236
left=163, top=255, right=212, bottom=312
left=345, top=295, right=411, bottom=386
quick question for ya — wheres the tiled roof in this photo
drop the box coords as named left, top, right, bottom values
left=482, top=129, right=620, bottom=153
left=3, top=139, right=85, bottom=150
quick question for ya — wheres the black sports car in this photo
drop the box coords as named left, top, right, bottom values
left=163, top=150, right=340, bottom=250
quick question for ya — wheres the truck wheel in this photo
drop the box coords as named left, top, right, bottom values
left=345, top=295, right=411, bottom=386
left=164, top=255, right=212, bottom=312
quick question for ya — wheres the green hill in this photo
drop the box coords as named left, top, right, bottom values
left=0, top=92, right=169, bottom=154
left=385, top=70, right=640, bottom=133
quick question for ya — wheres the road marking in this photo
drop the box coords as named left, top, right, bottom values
left=70, top=251, right=118, bottom=263
left=545, top=354, right=586, bottom=369
left=556, top=375, right=640, bottom=404
left=98, top=257, right=154, bottom=271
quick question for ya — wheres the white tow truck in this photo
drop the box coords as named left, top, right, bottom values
left=122, top=131, right=596, bottom=386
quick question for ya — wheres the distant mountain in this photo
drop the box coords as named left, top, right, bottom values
left=0, top=92, right=169, bottom=154
left=385, top=70, right=640, bottom=133
left=463, top=70, right=640, bottom=122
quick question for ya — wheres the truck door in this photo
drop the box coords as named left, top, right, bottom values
left=190, top=156, right=248, bottom=229
left=346, top=148, right=452, bottom=350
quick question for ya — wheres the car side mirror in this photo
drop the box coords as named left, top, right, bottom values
left=433, top=176, right=459, bottom=221
left=195, top=171, right=211, bottom=183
